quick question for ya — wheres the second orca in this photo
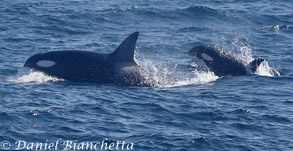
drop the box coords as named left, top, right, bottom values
left=188, top=45, right=265, bottom=77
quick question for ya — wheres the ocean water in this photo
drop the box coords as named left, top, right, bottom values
left=1, top=0, right=293, bottom=150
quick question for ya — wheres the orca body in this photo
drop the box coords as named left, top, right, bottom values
left=24, top=32, right=152, bottom=86
left=188, top=45, right=264, bottom=77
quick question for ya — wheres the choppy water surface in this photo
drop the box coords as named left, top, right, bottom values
left=1, top=0, right=293, bottom=150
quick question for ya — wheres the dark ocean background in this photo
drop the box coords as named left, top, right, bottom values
left=1, top=0, right=293, bottom=150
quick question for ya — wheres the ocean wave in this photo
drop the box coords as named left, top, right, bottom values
left=177, top=26, right=213, bottom=32
left=183, top=6, right=221, bottom=15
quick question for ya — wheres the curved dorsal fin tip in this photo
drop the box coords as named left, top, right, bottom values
left=111, top=32, right=139, bottom=62
left=132, top=32, right=139, bottom=37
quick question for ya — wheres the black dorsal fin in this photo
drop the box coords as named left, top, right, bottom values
left=110, top=32, right=139, bottom=62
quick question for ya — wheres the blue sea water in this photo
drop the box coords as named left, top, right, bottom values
left=1, top=0, right=293, bottom=150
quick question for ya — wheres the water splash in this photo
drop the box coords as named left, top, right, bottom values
left=230, top=36, right=254, bottom=65
left=138, top=59, right=218, bottom=88
left=214, top=31, right=280, bottom=77
left=179, top=70, right=218, bottom=86
left=8, top=68, right=63, bottom=84
left=135, top=45, right=218, bottom=87
left=230, top=37, right=280, bottom=77
left=237, top=46, right=253, bottom=65
left=229, top=44, right=280, bottom=77
left=255, top=61, right=280, bottom=77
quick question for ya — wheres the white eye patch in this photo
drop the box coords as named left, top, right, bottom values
left=201, top=53, right=214, bottom=61
left=36, top=60, right=56, bottom=67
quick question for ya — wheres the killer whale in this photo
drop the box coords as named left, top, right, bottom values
left=24, top=32, right=152, bottom=86
left=188, top=45, right=264, bottom=77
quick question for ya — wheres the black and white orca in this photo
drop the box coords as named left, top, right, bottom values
left=24, top=32, right=153, bottom=86
left=188, top=45, right=264, bottom=77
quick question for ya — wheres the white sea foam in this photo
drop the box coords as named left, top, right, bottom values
left=8, top=68, right=63, bottom=84
left=138, top=59, right=218, bottom=88
left=255, top=61, right=280, bottom=77
left=171, top=70, right=218, bottom=87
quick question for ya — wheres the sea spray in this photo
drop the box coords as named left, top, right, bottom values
left=8, top=68, right=63, bottom=84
